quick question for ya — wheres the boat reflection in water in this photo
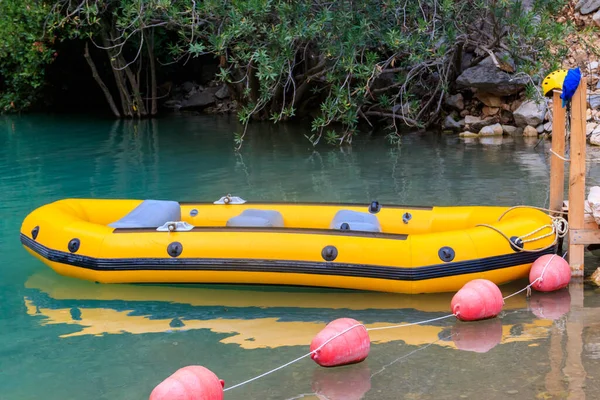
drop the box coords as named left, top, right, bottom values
left=24, top=271, right=570, bottom=352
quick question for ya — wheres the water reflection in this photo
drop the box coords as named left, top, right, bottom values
left=450, top=318, right=503, bottom=353
left=25, top=271, right=563, bottom=353
left=311, top=363, right=372, bottom=400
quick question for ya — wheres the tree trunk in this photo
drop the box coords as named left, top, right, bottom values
left=100, top=30, right=132, bottom=117
left=146, top=29, right=158, bottom=116
left=83, top=42, right=120, bottom=118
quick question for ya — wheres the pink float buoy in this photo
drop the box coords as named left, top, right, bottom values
left=310, top=318, right=370, bottom=367
left=529, top=254, right=571, bottom=292
left=451, top=318, right=503, bottom=353
left=150, top=366, right=224, bottom=400
left=451, top=279, right=504, bottom=321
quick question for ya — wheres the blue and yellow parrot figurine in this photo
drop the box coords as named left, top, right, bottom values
left=560, top=67, right=581, bottom=108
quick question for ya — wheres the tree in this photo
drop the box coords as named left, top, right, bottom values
left=0, top=0, right=55, bottom=112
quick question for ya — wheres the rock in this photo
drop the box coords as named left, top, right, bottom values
left=590, top=268, right=600, bottom=286
left=594, top=10, right=600, bottom=26
left=513, top=100, right=547, bottom=127
left=459, top=131, right=479, bottom=137
left=479, top=123, right=503, bottom=136
left=443, top=115, right=462, bottom=131
left=464, top=115, right=498, bottom=131
left=588, top=108, right=593, bottom=121
left=475, top=92, right=503, bottom=107
left=587, top=122, right=598, bottom=135
left=589, top=94, right=600, bottom=109
left=456, top=55, right=528, bottom=96
left=181, top=81, right=196, bottom=93
left=460, top=110, right=470, bottom=117
left=502, top=125, right=521, bottom=136
left=544, top=122, right=553, bottom=132
left=580, top=0, right=600, bottom=14
left=180, top=87, right=219, bottom=109
left=215, top=85, right=230, bottom=100
left=523, top=125, right=539, bottom=137
left=457, top=119, right=466, bottom=129
left=576, top=0, right=585, bottom=11
left=592, top=132, right=600, bottom=145
left=536, top=124, right=545, bottom=133
left=163, top=100, right=182, bottom=109
left=500, top=110, right=513, bottom=125
left=589, top=61, right=600, bottom=72
left=482, top=106, right=500, bottom=116
left=446, top=93, right=465, bottom=110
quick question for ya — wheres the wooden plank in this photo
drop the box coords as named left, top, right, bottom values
left=550, top=90, right=566, bottom=214
left=570, top=228, right=600, bottom=245
left=567, top=77, right=587, bottom=275
left=562, top=201, right=597, bottom=229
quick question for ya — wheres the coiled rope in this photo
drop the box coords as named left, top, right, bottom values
left=476, top=206, right=569, bottom=253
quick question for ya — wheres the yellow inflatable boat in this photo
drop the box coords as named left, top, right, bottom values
left=20, top=196, right=561, bottom=294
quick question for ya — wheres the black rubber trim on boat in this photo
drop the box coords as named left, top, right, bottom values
left=21, top=234, right=557, bottom=282
left=111, top=226, right=409, bottom=240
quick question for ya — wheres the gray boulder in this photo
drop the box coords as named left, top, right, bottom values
left=456, top=55, right=528, bottom=96
left=580, top=0, right=600, bottom=14
left=513, top=100, right=547, bottom=127
left=502, top=125, right=520, bottom=135
left=443, top=115, right=462, bottom=131
left=180, top=87, right=220, bottom=110
left=464, top=115, right=498, bottom=132
left=479, top=123, right=503, bottom=136
left=215, top=85, right=230, bottom=100
left=589, top=94, right=600, bottom=110
left=445, top=93, right=465, bottom=111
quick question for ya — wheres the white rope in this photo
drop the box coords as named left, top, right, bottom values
left=502, top=254, right=557, bottom=301
left=365, top=314, right=456, bottom=331
left=223, top=253, right=563, bottom=392
left=223, top=352, right=313, bottom=392
left=550, top=148, right=570, bottom=162
left=550, top=147, right=600, bottom=163
left=224, top=323, right=367, bottom=392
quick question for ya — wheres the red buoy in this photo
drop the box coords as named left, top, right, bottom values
left=310, top=318, right=370, bottom=367
left=529, top=254, right=571, bottom=292
left=312, top=363, right=371, bottom=400
left=529, top=289, right=571, bottom=320
left=150, top=366, right=224, bottom=400
left=452, top=318, right=503, bottom=353
left=451, top=279, right=504, bottom=321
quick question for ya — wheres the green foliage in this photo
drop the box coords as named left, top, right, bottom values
left=0, top=0, right=571, bottom=148
left=0, top=0, right=55, bottom=111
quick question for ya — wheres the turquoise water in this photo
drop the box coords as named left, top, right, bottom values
left=2, top=113, right=600, bottom=399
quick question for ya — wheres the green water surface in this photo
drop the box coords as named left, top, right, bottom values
left=2, top=114, right=600, bottom=400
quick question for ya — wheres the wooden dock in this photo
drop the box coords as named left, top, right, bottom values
left=549, top=76, right=600, bottom=275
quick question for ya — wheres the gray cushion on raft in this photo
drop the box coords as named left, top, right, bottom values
left=108, top=200, right=181, bottom=228
left=330, top=210, right=382, bottom=232
left=226, top=209, right=284, bottom=228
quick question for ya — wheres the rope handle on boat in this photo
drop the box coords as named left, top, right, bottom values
left=476, top=216, right=568, bottom=253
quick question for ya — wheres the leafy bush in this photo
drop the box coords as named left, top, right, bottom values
left=1, top=0, right=570, bottom=147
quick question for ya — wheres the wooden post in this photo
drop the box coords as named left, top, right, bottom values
left=549, top=90, right=566, bottom=215
left=567, top=77, right=587, bottom=275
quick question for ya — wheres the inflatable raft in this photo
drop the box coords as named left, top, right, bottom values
left=20, top=197, right=561, bottom=294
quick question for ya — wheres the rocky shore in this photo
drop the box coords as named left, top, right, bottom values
left=160, top=0, right=600, bottom=145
